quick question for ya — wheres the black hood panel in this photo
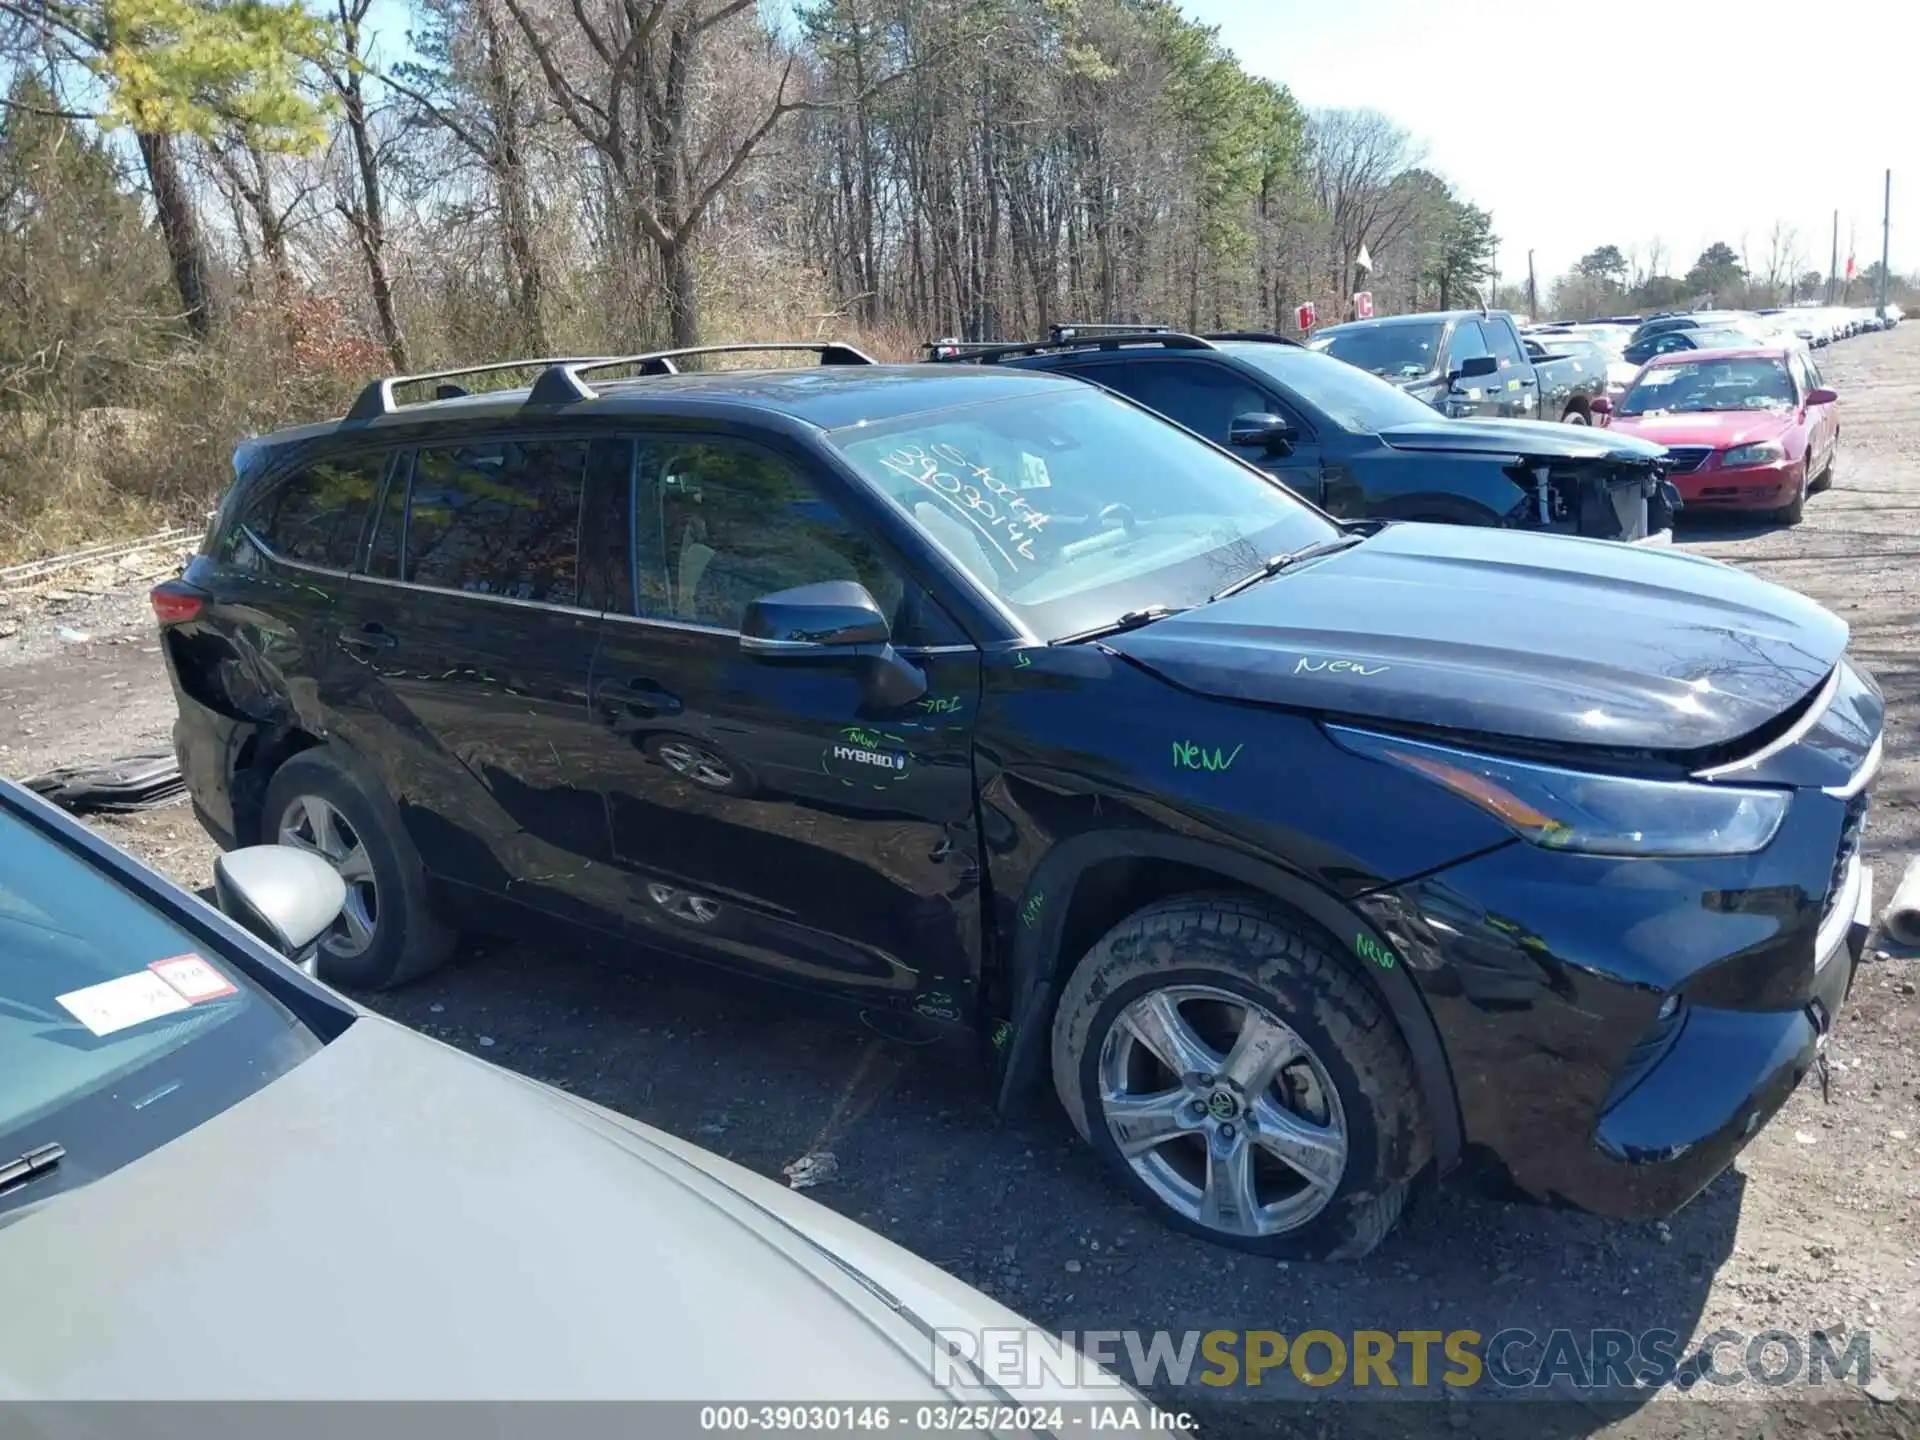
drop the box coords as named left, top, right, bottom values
left=1108, top=523, right=1847, bottom=754
left=1378, top=418, right=1668, bottom=462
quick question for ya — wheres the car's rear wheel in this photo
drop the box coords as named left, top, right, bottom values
left=1050, top=894, right=1429, bottom=1259
left=1562, top=407, right=1590, bottom=425
left=262, top=748, right=455, bottom=989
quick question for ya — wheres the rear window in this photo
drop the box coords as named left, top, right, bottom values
left=243, top=453, right=388, bottom=569
left=404, top=439, right=590, bottom=603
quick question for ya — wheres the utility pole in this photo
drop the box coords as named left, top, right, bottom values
left=1527, top=248, right=1538, bottom=320
left=1489, top=238, right=1498, bottom=310
left=1880, top=169, right=1892, bottom=316
left=1828, top=210, right=1839, bottom=304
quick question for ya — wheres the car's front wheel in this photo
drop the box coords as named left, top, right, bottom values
left=262, top=748, right=455, bottom=989
left=1051, top=895, right=1429, bottom=1259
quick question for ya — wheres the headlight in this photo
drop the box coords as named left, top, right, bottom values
left=1327, top=727, right=1789, bottom=857
left=1721, top=441, right=1785, bottom=467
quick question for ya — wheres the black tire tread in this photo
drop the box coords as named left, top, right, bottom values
left=1050, top=891, right=1429, bottom=1260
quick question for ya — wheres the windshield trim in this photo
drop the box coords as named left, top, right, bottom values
left=0, top=782, right=356, bottom=1044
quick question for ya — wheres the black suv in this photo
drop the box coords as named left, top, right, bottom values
left=928, top=325, right=1677, bottom=541
left=157, top=343, right=1879, bottom=1259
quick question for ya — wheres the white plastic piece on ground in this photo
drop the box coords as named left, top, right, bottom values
left=1883, top=854, right=1920, bottom=948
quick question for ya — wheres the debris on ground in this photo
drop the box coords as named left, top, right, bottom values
left=55, top=627, right=90, bottom=644
left=23, top=752, right=186, bottom=814
left=1863, top=1375, right=1901, bottom=1404
left=782, top=1150, right=839, bottom=1190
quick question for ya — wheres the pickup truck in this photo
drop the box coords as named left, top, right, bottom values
left=1311, top=309, right=1608, bottom=424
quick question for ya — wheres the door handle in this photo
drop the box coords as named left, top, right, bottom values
left=594, top=678, right=683, bottom=717
left=338, top=624, right=398, bottom=652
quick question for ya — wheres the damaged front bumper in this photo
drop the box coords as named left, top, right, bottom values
left=1510, top=459, right=1683, bottom=543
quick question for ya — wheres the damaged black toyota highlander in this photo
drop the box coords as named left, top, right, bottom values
left=155, top=345, right=1879, bottom=1260
left=928, top=325, right=1681, bottom=542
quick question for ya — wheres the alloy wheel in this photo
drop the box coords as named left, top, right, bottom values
left=277, top=794, right=379, bottom=965
left=656, top=740, right=735, bottom=790
left=1097, top=984, right=1348, bottom=1238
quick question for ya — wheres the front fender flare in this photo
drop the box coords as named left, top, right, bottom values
left=994, top=830, right=1463, bottom=1176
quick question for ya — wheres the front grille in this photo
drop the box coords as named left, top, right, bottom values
left=1822, top=791, right=1870, bottom=924
left=1662, top=446, right=1711, bottom=473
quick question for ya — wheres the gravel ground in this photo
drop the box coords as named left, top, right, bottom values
left=4, top=333, right=1918, bottom=1438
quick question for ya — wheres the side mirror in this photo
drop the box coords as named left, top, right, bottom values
left=1451, top=354, right=1499, bottom=381
left=1228, top=412, right=1297, bottom=454
left=1590, top=396, right=1613, bottom=423
left=214, top=846, right=346, bottom=965
left=740, top=580, right=926, bottom=708
left=741, top=580, right=891, bottom=653
left=1805, top=387, right=1838, bottom=406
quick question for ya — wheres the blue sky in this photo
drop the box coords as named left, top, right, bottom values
left=1179, top=0, right=1918, bottom=285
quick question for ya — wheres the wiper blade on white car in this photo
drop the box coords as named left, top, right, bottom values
left=0, top=1142, right=64, bottom=1195
left=1209, top=533, right=1367, bottom=603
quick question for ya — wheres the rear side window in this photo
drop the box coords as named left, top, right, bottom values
left=405, top=439, right=589, bottom=603
left=243, top=453, right=387, bottom=569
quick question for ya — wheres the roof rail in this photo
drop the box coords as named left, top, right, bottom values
left=346, top=356, right=616, bottom=422
left=526, top=342, right=876, bottom=406
left=1201, top=330, right=1303, bottom=347
left=921, top=331, right=1219, bottom=365
left=1047, top=322, right=1172, bottom=342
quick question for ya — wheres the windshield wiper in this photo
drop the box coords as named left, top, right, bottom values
left=1054, top=605, right=1187, bottom=645
left=0, top=1142, right=64, bottom=1195
left=1209, top=533, right=1367, bottom=603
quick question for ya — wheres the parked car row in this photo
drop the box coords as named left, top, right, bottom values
left=119, top=339, right=1876, bottom=1279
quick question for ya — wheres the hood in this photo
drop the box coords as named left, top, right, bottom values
left=1108, top=522, right=1847, bottom=754
left=1609, top=409, right=1793, bottom=449
left=0, top=1018, right=1096, bottom=1401
left=1378, top=418, right=1668, bottom=462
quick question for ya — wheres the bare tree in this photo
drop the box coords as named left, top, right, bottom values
left=494, top=0, right=872, bottom=346
left=1306, top=108, right=1421, bottom=305
left=324, top=0, right=407, bottom=367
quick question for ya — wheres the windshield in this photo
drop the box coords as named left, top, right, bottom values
left=0, top=805, right=321, bottom=1213
left=1313, top=322, right=1445, bottom=379
left=1223, top=343, right=1448, bottom=432
left=830, top=388, right=1334, bottom=640
left=1618, top=356, right=1798, bottom=415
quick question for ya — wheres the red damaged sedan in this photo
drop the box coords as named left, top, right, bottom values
left=1600, top=347, right=1839, bottom=524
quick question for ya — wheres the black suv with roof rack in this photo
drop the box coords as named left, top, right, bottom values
left=154, top=341, right=1879, bottom=1259
left=930, top=323, right=1677, bottom=541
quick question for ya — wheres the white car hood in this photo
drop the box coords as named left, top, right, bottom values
left=0, top=1017, right=1109, bottom=1402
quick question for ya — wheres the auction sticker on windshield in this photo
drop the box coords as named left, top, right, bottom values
left=56, top=971, right=193, bottom=1037
left=149, top=953, right=238, bottom=1003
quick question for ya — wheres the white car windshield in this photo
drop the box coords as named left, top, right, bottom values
left=0, top=804, right=319, bottom=1211
left=831, top=388, right=1334, bottom=639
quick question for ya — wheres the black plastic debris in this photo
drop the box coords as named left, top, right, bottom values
left=24, top=751, right=186, bottom=814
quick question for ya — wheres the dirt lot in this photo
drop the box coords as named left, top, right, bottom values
left=3, top=330, right=1918, bottom=1438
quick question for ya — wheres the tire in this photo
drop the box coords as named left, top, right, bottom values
left=1775, top=466, right=1808, bottom=525
left=1562, top=407, right=1590, bottom=425
left=645, top=734, right=758, bottom=797
left=1050, top=893, right=1430, bottom=1260
left=262, top=748, right=456, bottom=990
left=1809, top=445, right=1835, bottom=494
